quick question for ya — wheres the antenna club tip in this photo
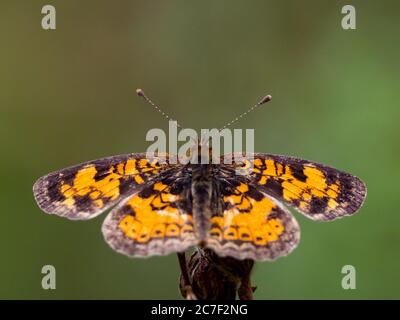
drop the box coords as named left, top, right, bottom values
left=259, top=94, right=272, bottom=105
left=136, top=88, right=145, bottom=97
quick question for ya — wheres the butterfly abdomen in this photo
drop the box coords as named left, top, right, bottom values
left=191, top=164, right=212, bottom=243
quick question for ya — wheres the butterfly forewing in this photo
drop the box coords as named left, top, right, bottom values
left=33, top=153, right=173, bottom=220
left=223, top=153, right=367, bottom=221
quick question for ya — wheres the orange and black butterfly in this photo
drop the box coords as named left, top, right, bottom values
left=33, top=91, right=367, bottom=262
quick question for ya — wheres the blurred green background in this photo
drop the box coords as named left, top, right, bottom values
left=0, top=0, right=399, bottom=299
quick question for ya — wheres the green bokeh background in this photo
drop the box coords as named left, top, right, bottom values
left=1, top=0, right=399, bottom=299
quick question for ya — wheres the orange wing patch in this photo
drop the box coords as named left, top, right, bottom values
left=206, top=183, right=300, bottom=261
left=102, top=181, right=197, bottom=257
left=60, top=165, right=122, bottom=208
left=279, top=165, right=341, bottom=210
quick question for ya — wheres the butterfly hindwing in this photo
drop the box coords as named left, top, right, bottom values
left=33, top=153, right=172, bottom=220
left=224, top=153, right=367, bottom=221
left=102, top=172, right=198, bottom=257
left=206, top=180, right=300, bottom=261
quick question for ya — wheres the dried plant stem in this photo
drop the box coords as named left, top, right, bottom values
left=179, top=249, right=256, bottom=300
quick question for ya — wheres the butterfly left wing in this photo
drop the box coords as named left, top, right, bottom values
left=33, top=153, right=173, bottom=220
left=206, top=180, right=300, bottom=261
left=102, top=172, right=197, bottom=257
left=222, top=153, right=367, bottom=221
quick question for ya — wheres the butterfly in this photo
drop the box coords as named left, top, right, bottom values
left=33, top=91, right=367, bottom=262
left=33, top=150, right=367, bottom=262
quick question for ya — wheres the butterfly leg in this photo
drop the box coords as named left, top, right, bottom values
left=178, top=252, right=197, bottom=300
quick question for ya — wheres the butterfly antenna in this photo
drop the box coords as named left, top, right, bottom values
left=219, top=94, right=272, bottom=131
left=136, top=88, right=182, bottom=128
